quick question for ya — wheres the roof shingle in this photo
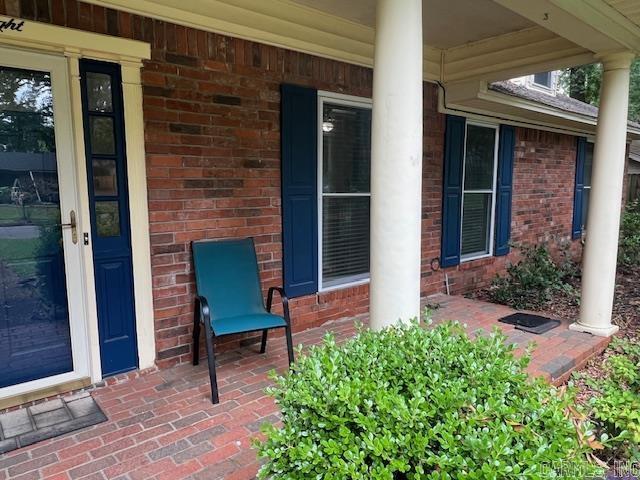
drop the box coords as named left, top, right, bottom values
left=489, top=81, right=640, bottom=130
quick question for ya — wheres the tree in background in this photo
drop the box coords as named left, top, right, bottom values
left=559, top=59, right=640, bottom=123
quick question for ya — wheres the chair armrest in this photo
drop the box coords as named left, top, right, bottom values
left=195, top=295, right=211, bottom=325
left=267, top=287, right=290, bottom=325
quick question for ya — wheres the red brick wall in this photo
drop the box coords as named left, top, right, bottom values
left=141, top=44, right=377, bottom=366
left=2, top=1, right=582, bottom=368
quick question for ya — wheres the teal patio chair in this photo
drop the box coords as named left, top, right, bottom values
left=191, top=238, right=294, bottom=404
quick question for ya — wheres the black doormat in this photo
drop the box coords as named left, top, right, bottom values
left=0, top=392, right=107, bottom=454
left=498, top=313, right=561, bottom=335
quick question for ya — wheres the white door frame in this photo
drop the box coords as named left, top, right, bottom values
left=0, top=47, right=91, bottom=399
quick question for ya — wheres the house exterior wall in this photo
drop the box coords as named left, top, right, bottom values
left=1, top=0, right=582, bottom=368
left=422, top=126, right=579, bottom=295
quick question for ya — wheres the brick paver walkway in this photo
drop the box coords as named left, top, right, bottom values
left=0, top=294, right=609, bottom=480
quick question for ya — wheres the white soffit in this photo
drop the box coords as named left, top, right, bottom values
left=603, top=0, right=640, bottom=28
left=493, top=0, right=640, bottom=54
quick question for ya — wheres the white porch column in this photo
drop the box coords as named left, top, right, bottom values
left=369, top=0, right=423, bottom=329
left=571, top=52, right=635, bottom=337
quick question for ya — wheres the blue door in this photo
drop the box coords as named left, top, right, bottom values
left=80, top=60, right=138, bottom=376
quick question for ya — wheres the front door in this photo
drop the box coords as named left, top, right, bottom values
left=0, top=48, right=89, bottom=393
left=80, top=60, right=138, bottom=376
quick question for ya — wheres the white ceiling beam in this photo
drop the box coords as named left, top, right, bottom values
left=85, top=0, right=376, bottom=67
left=493, top=0, right=640, bottom=54
left=443, top=27, right=596, bottom=83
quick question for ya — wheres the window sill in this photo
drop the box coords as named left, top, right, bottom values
left=319, top=276, right=370, bottom=293
left=460, top=252, right=493, bottom=263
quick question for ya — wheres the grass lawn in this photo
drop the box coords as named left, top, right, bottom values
left=0, top=238, right=46, bottom=278
left=0, top=204, right=60, bottom=278
left=0, top=204, right=60, bottom=226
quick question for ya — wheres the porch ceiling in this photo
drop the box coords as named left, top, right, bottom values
left=493, top=0, right=640, bottom=54
left=606, top=0, right=640, bottom=26
left=291, top=0, right=535, bottom=50
left=84, top=0, right=640, bottom=84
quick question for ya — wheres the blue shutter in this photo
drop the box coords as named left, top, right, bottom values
left=441, top=115, right=466, bottom=267
left=281, top=84, right=318, bottom=297
left=494, top=125, right=516, bottom=256
left=572, top=137, right=587, bottom=240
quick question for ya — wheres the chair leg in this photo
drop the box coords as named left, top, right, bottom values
left=192, top=303, right=201, bottom=366
left=260, top=329, right=268, bottom=354
left=285, top=325, right=294, bottom=366
left=204, top=325, right=219, bottom=404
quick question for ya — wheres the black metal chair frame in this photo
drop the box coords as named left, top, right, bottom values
left=192, top=287, right=295, bottom=404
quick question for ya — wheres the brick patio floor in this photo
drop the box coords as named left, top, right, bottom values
left=0, top=294, right=609, bottom=480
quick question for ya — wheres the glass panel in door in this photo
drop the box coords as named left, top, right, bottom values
left=0, top=66, right=73, bottom=388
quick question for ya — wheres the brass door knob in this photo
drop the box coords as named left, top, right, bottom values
left=60, top=210, right=78, bottom=244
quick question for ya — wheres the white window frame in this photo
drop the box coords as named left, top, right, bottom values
left=317, top=91, right=372, bottom=292
left=529, top=71, right=555, bottom=93
left=460, top=120, right=500, bottom=263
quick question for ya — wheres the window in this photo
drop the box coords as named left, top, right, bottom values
left=318, top=94, right=372, bottom=289
left=572, top=137, right=595, bottom=239
left=461, top=123, right=499, bottom=260
left=630, top=174, right=640, bottom=202
left=533, top=72, right=553, bottom=89
left=581, top=142, right=594, bottom=229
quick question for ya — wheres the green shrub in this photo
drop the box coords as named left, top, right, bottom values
left=257, top=321, right=598, bottom=479
left=618, top=200, right=640, bottom=270
left=489, top=244, right=577, bottom=310
left=584, top=338, right=640, bottom=460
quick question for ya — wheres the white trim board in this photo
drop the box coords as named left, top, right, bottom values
left=0, top=15, right=150, bottom=61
